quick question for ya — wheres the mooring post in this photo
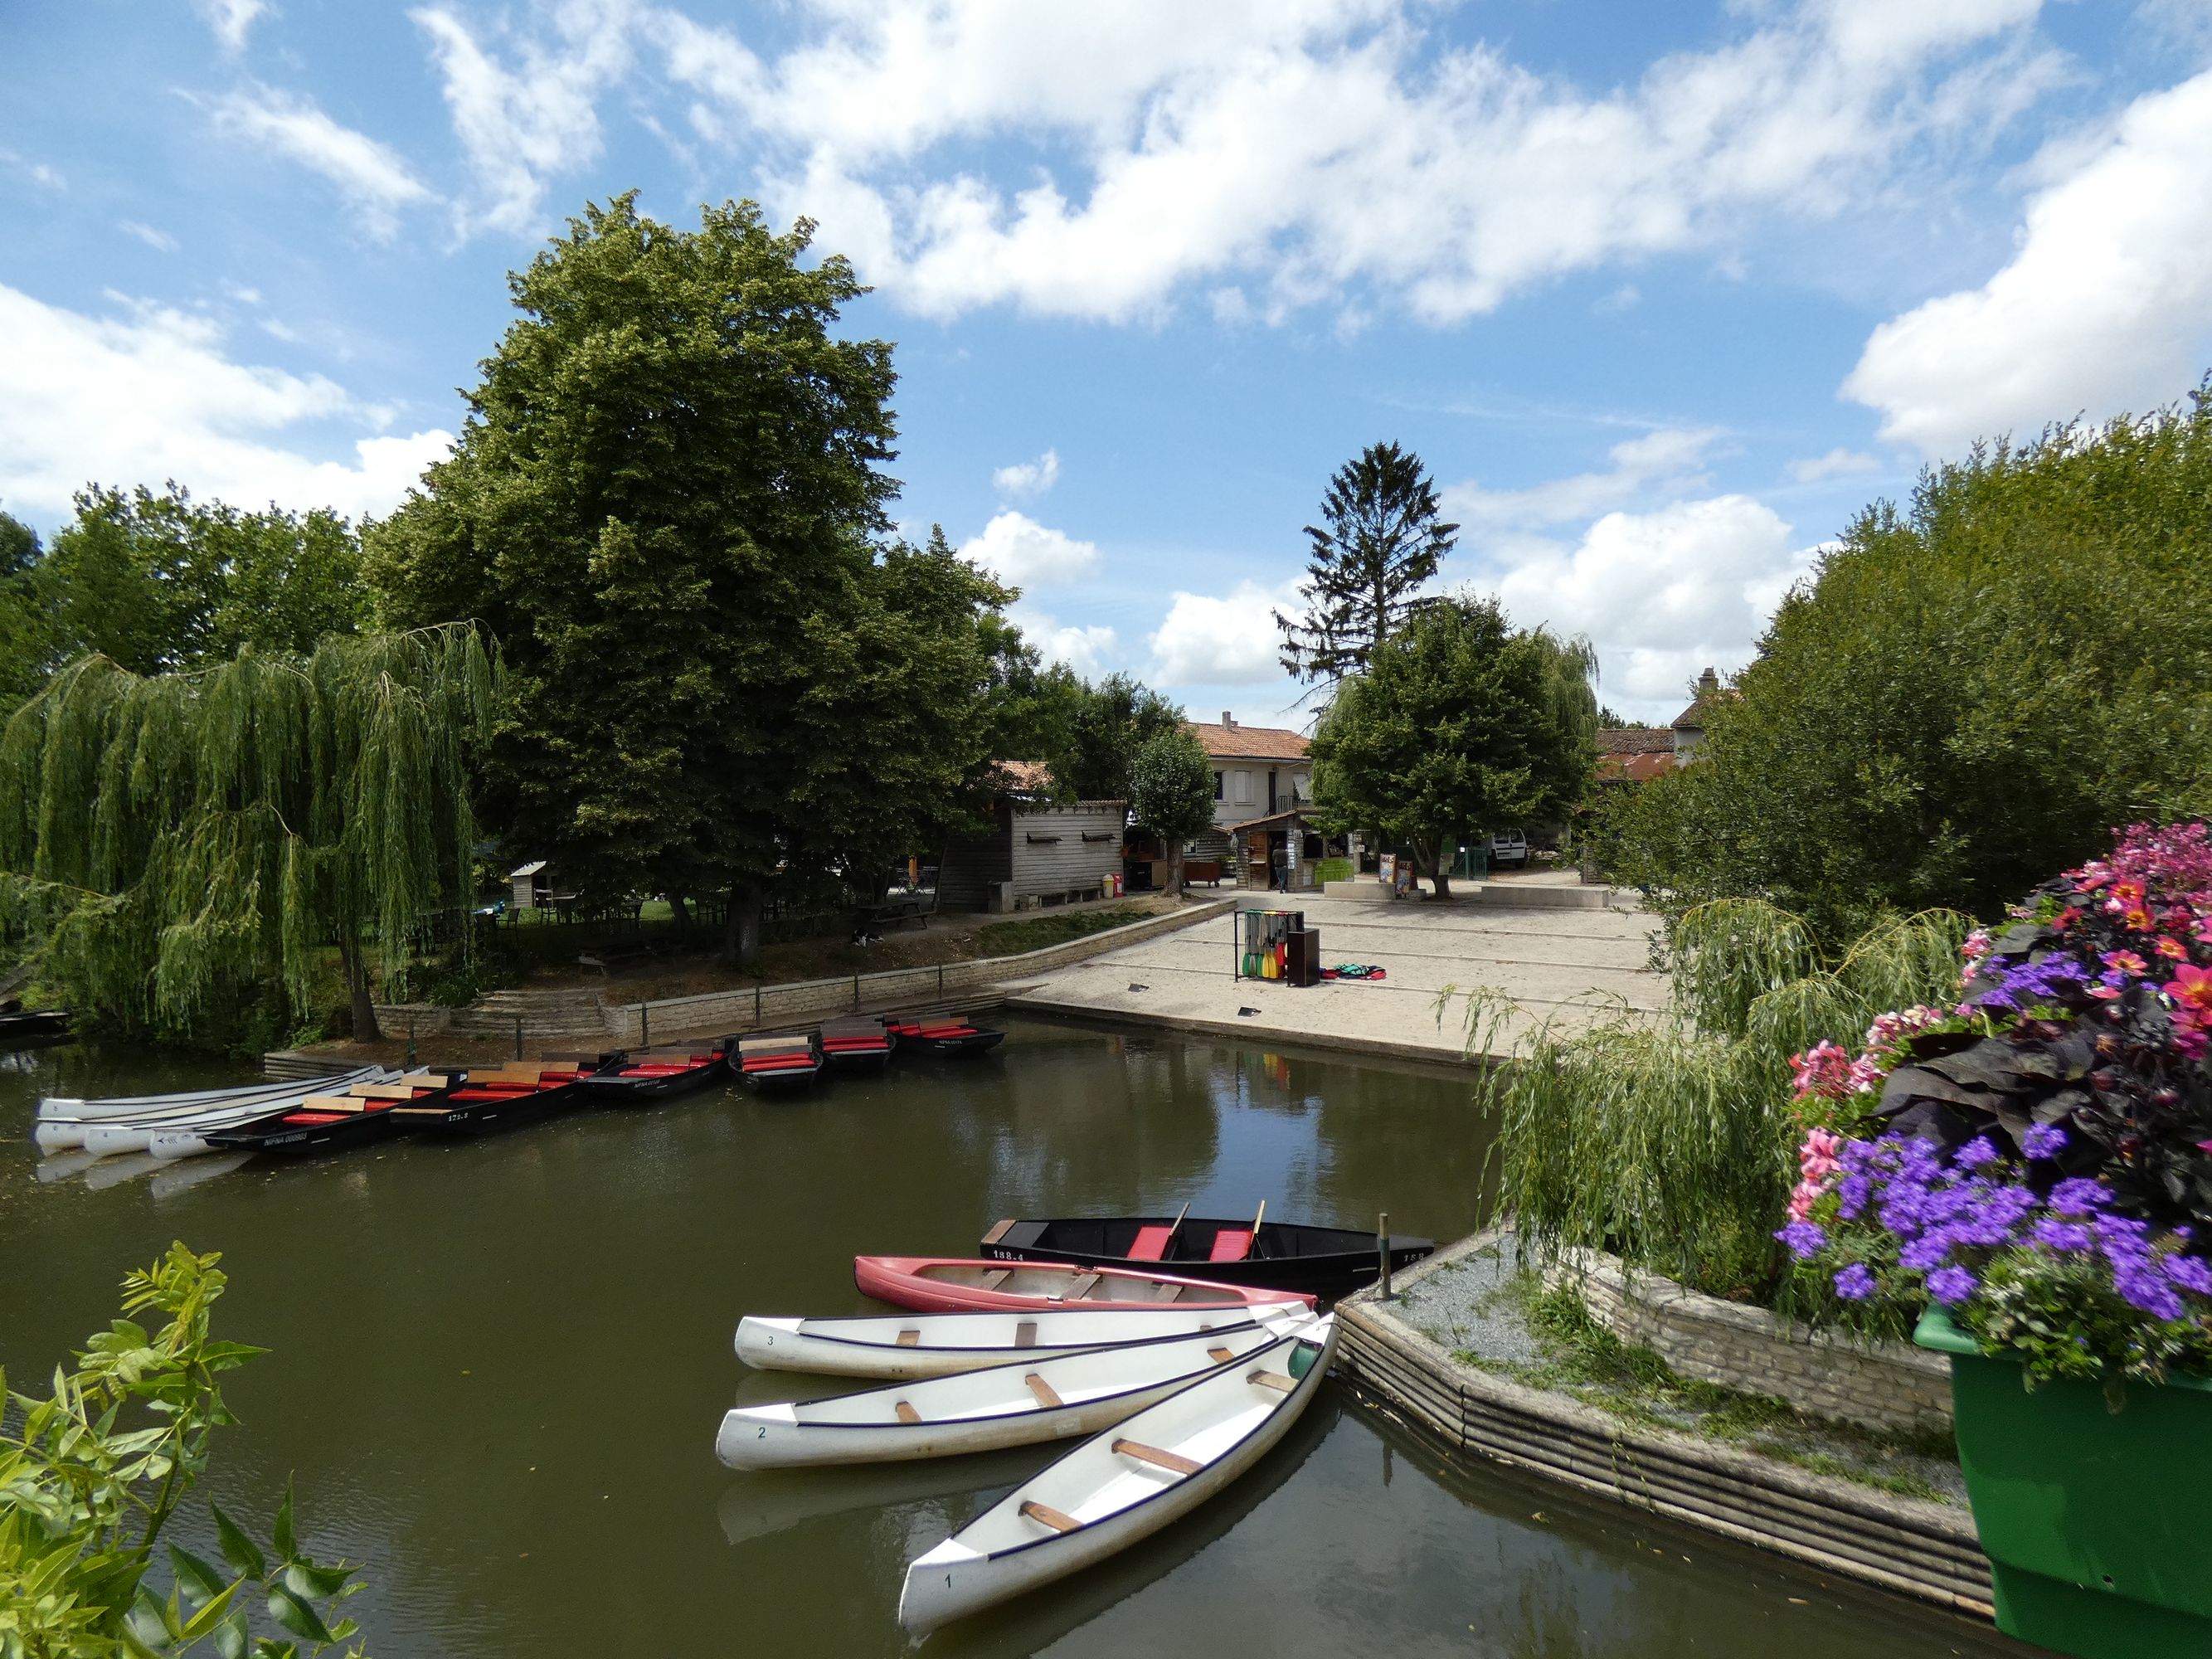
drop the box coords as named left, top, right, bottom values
left=513, top=1015, right=523, bottom=1060
left=937, top=963, right=944, bottom=995
left=753, top=984, right=761, bottom=1026
left=853, top=972, right=861, bottom=1010
left=640, top=1004, right=650, bottom=1048
left=1378, top=1210, right=1393, bottom=1300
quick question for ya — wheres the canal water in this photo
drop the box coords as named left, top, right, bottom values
left=0, top=1019, right=2013, bottom=1657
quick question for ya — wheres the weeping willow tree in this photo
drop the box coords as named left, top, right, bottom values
left=0, top=626, right=496, bottom=1044
left=1457, top=899, right=1971, bottom=1304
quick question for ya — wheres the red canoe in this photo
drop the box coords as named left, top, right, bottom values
left=854, top=1255, right=1315, bottom=1314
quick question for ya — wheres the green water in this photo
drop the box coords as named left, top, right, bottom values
left=0, top=1020, right=2013, bottom=1656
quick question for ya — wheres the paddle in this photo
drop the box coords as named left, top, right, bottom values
left=1160, top=1201, right=1190, bottom=1256
left=1248, top=1199, right=1266, bottom=1260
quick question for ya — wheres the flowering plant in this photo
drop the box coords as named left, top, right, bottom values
left=1777, top=824, right=2212, bottom=1389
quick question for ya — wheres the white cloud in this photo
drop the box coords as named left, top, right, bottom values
left=1446, top=426, right=1725, bottom=528
left=636, top=0, right=2057, bottom=322
left=119, top=221, right=180, bottom=253
left=1481, top=494, right=1813, bottom=715
left=992, top=448, right=1060, bottom=499
left=0, top=283, right=452, bottom=523
left=1146, top=579, right=1303, bottom=687
left=960, top=509, right=1098, bottom=586
left=1786, top=446, right=1882, bottom=482
left=412, top=0, right=633, bottom=236
left=211, top=87, right=435, bottom=238
left=193, top=0, right=268, bottom=51
left=1845, top=68, right=2212, bottom=455
left=1009, top=605, right=1116, bottom=678
left=0, top=148, right=65, bottom=191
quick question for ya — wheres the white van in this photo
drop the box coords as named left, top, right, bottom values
left=1487, top=830, right=1529, bottom=868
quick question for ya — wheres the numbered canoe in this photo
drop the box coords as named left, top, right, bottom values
left=32, top=1066, right=388, bottom=1151
left=855, top=1256, right=1314, bottom=1316
left=737, top=1305, right=1299, bottom=1380
left=717, top=1311, right=1301, bottom=1469
left=899, top=1315, right=1337, bottom=1632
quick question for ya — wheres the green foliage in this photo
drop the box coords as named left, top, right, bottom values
left=1053, top=674, right=1182, bottom=802
left=366, top=195, right=1002, bottom=959
left=970, top=595, right=1084, bottom=781
left=1962, top=1249, right=2212, bottom=1401
left=1310, top=596, right=1596, bottom=896
left=1611, top=385, right=2212, bottom=938
left=0, top=626, right=495, bottom=1043
left=1276, top=441, right=1456, bottom=684
left=1128, top=728, right=1215, bottom=893
left=1310, top=857, right=1353, bottom=885
left=1465, top=901, right=1971, bottom=1301
left=38, top=488, right=367, bottom=677
left=0, top=1243, right=370, bottom=1657
left=0, top=510, right=56, bottom=708
left=973, top=905, right=1152, bottom=958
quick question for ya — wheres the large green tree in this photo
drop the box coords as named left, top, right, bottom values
left=367, top=194, right=1004, bottom=960
left=0, top=626, right=494, bottom=1044
left=1276, top=441, right=1456, bottom=685
left=1129, top=727, right=1216, bottom=897
left=1612, top=386, right=2212, bottom=937
left=1310, top=596, right=1597, bottom=898
left=0, top=508, right=55, bottom=706
left=38, top=485, right=367, bottom=674
left=1055, top=673, right=1184, bottom=800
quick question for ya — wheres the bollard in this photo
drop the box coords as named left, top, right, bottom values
left=641, top=1004, right=650, bottom=1048
left=1378, top=1210, right=1392, bottom=1299
left=754, top=984, right=761, bottom=1025
left=938, top=963, right=944, bottom=995
left=854, top=972, right=861, bottom=1011
left=514, top=1015, right=523, bottom=1060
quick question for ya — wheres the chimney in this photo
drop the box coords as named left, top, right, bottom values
left=1697, top=668, right=1718, bottom=695
left=1221, top=710, right=1236, bottom=730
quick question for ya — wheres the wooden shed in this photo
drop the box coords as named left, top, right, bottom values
left=939, top=800, right=1129, bottom=912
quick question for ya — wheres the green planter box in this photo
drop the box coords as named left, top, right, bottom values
left=1915, top=1306, right=2212, bottom=1657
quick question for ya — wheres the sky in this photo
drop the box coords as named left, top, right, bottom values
left=4, top=2, right=2211, bottom=726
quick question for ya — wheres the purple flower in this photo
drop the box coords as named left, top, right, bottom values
left=1927, top=1266, right=1978, bottom=1306
left=1832, top=1263, right=1876, bottom=1301
left=2112, top=1260, right=2184, bottom=1321
left=2048, top=1178, right=2109, bottom=1217
left=2021, top=1122, right=2068, bottom=1160
left=2031, top=1219, right=2093, bottom=1253
left=1776, top=1219, right=1826, bottom=1260
left=2164, top=1254, right=2212, bottom=1297
left=1955, top=1136, right=2001, bottom=1169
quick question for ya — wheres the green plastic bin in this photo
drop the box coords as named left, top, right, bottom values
left=1915, top=1305, right=2212, bottom=1657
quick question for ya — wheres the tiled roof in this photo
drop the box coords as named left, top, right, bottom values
left=994, top=759, right=1053, bottom=792
left=1187, top=721, right=1310, bottom=760
left=1597, top=750, right=1676, bottom=782
left=1598, top=727, right=1675, bottom=756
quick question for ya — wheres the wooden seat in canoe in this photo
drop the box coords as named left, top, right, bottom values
left=976, top=1268, right=1012, bottom=1292
left=896, top=1330, right=921, bottom=1346
left=895, top=1401, right=921, bottom=1424
left=1020, top=1501, right=1082, bottom=1535
left=1208, top=1229, right=1254, bottom=1262
left=1247, top=1369, right=1298, bottom=1394
left=1112, top=1438, right=1202, bottom=1476
left=299, top=1095, right=372, bottom=1112
left=1125, top=1225, right=1174, bottom=1261
left=1023, top=1374, right=1064, bottom=1408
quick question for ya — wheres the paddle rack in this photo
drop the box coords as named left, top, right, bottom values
left=1234, top=907, right=1305, bottom=983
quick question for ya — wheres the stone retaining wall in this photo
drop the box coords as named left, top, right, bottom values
left=1339, top=1233, right=1991, bottom=1622
left=1545, top=1248, right=1953, bottom=1434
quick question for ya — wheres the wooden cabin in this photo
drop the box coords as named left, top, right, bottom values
left=939, top=798, right=1130, bottom=912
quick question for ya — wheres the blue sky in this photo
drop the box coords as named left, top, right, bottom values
left=5, top=2, right=2211, bottom=723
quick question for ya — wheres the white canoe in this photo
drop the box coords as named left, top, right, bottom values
left=36, top=1066, right=386, bottom=1122
left=34, top=1067, right=390, bottom=1152
left=899, top=1313, right=1337, bottom=1632
left=717, top=1311, right=1304, bottom=1470
left=736, top=1306, right=1296, bottom=1380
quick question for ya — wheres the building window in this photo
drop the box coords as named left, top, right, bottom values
left=1213, top=771, right=1224, bottom=800
left=1233, top=770, right=1252, bottom=805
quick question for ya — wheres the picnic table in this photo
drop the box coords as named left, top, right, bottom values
left=865, top=888, right=939, bottom=932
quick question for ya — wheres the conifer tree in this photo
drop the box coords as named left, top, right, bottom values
left=1276, top=442, right=1457, bottom=685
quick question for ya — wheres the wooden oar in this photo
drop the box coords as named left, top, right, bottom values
left=1159, top=1201, right=1190, bottom=1257
left=1248, top=1199, right=1266, bottom=1259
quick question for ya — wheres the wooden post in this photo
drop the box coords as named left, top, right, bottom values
left=938, top=963, right=944, bottom=995
left=853, top=972, right=861, bottom=1010
left=1378, top=1210, right=1393, bottom=1300
left=513, top=1015, right=523, bottom=1060
left=640, top=1004, right=650, bottom=1048
left=753, top=984, right=761, bottom=1026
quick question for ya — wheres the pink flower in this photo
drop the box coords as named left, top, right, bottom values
left=2166, top=961, right=2212, bottom=1021
left=2088, top=985, right=2123, bottom=1001
left=1787, top=1179, right=1826, bottom=1223
left=2103, top=949, right=2149, bottom=975
left=2156, top=936, right=2189, bottom=961
left=1788, top=1040, right=1859, bottom=1101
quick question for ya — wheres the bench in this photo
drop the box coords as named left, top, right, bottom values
left=1112, top=1438, right=1202, bottom=1476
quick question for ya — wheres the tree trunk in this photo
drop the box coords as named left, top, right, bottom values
left=1166, top=842, right=1185, bottom=898
left=668, top=892, right=692, bottom=937
left=723, top=879, right=763, bottom=966
left=339, top=937, right=382, bottom=1043
left=1415, top=838, right=1451, bottom=902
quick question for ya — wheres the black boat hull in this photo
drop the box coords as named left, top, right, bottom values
left=980, top=1214, right=1432, bottom=1297
left=207, top=1107, right=401, bottom=1158
left=739, top=1061, right=824, bottom=1091
left=580, top=1055, right=731, bottom=1102
left=0, top=1010, right=73, bottom=1042
left=888, top=1027, right=1004, bottom=1058
left=396, top=1081, right=581, bottom=1135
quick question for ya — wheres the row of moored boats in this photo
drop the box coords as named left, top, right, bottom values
left=722, top=1210, right=1435, bottom=1632
left=29, top=1011, right=1006, bottom=1164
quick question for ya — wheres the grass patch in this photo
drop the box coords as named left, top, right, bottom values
left=974, top=906, right=1155, bottom=958
left=1456, top=1274, right=1954, bottom=1505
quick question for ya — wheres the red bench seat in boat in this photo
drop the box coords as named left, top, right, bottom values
left=743, top=1055, right=817, bottom=1072
left=282, top=1111, right=348, bottom=1125
left=1125, top=1225, right=1175, bottom=1262
left=920, top=1025, right=978, bottom=1038
left=1208, top=1229, right=1254, bottom=1262
left=822, top=1037, right=889, bottom=1050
